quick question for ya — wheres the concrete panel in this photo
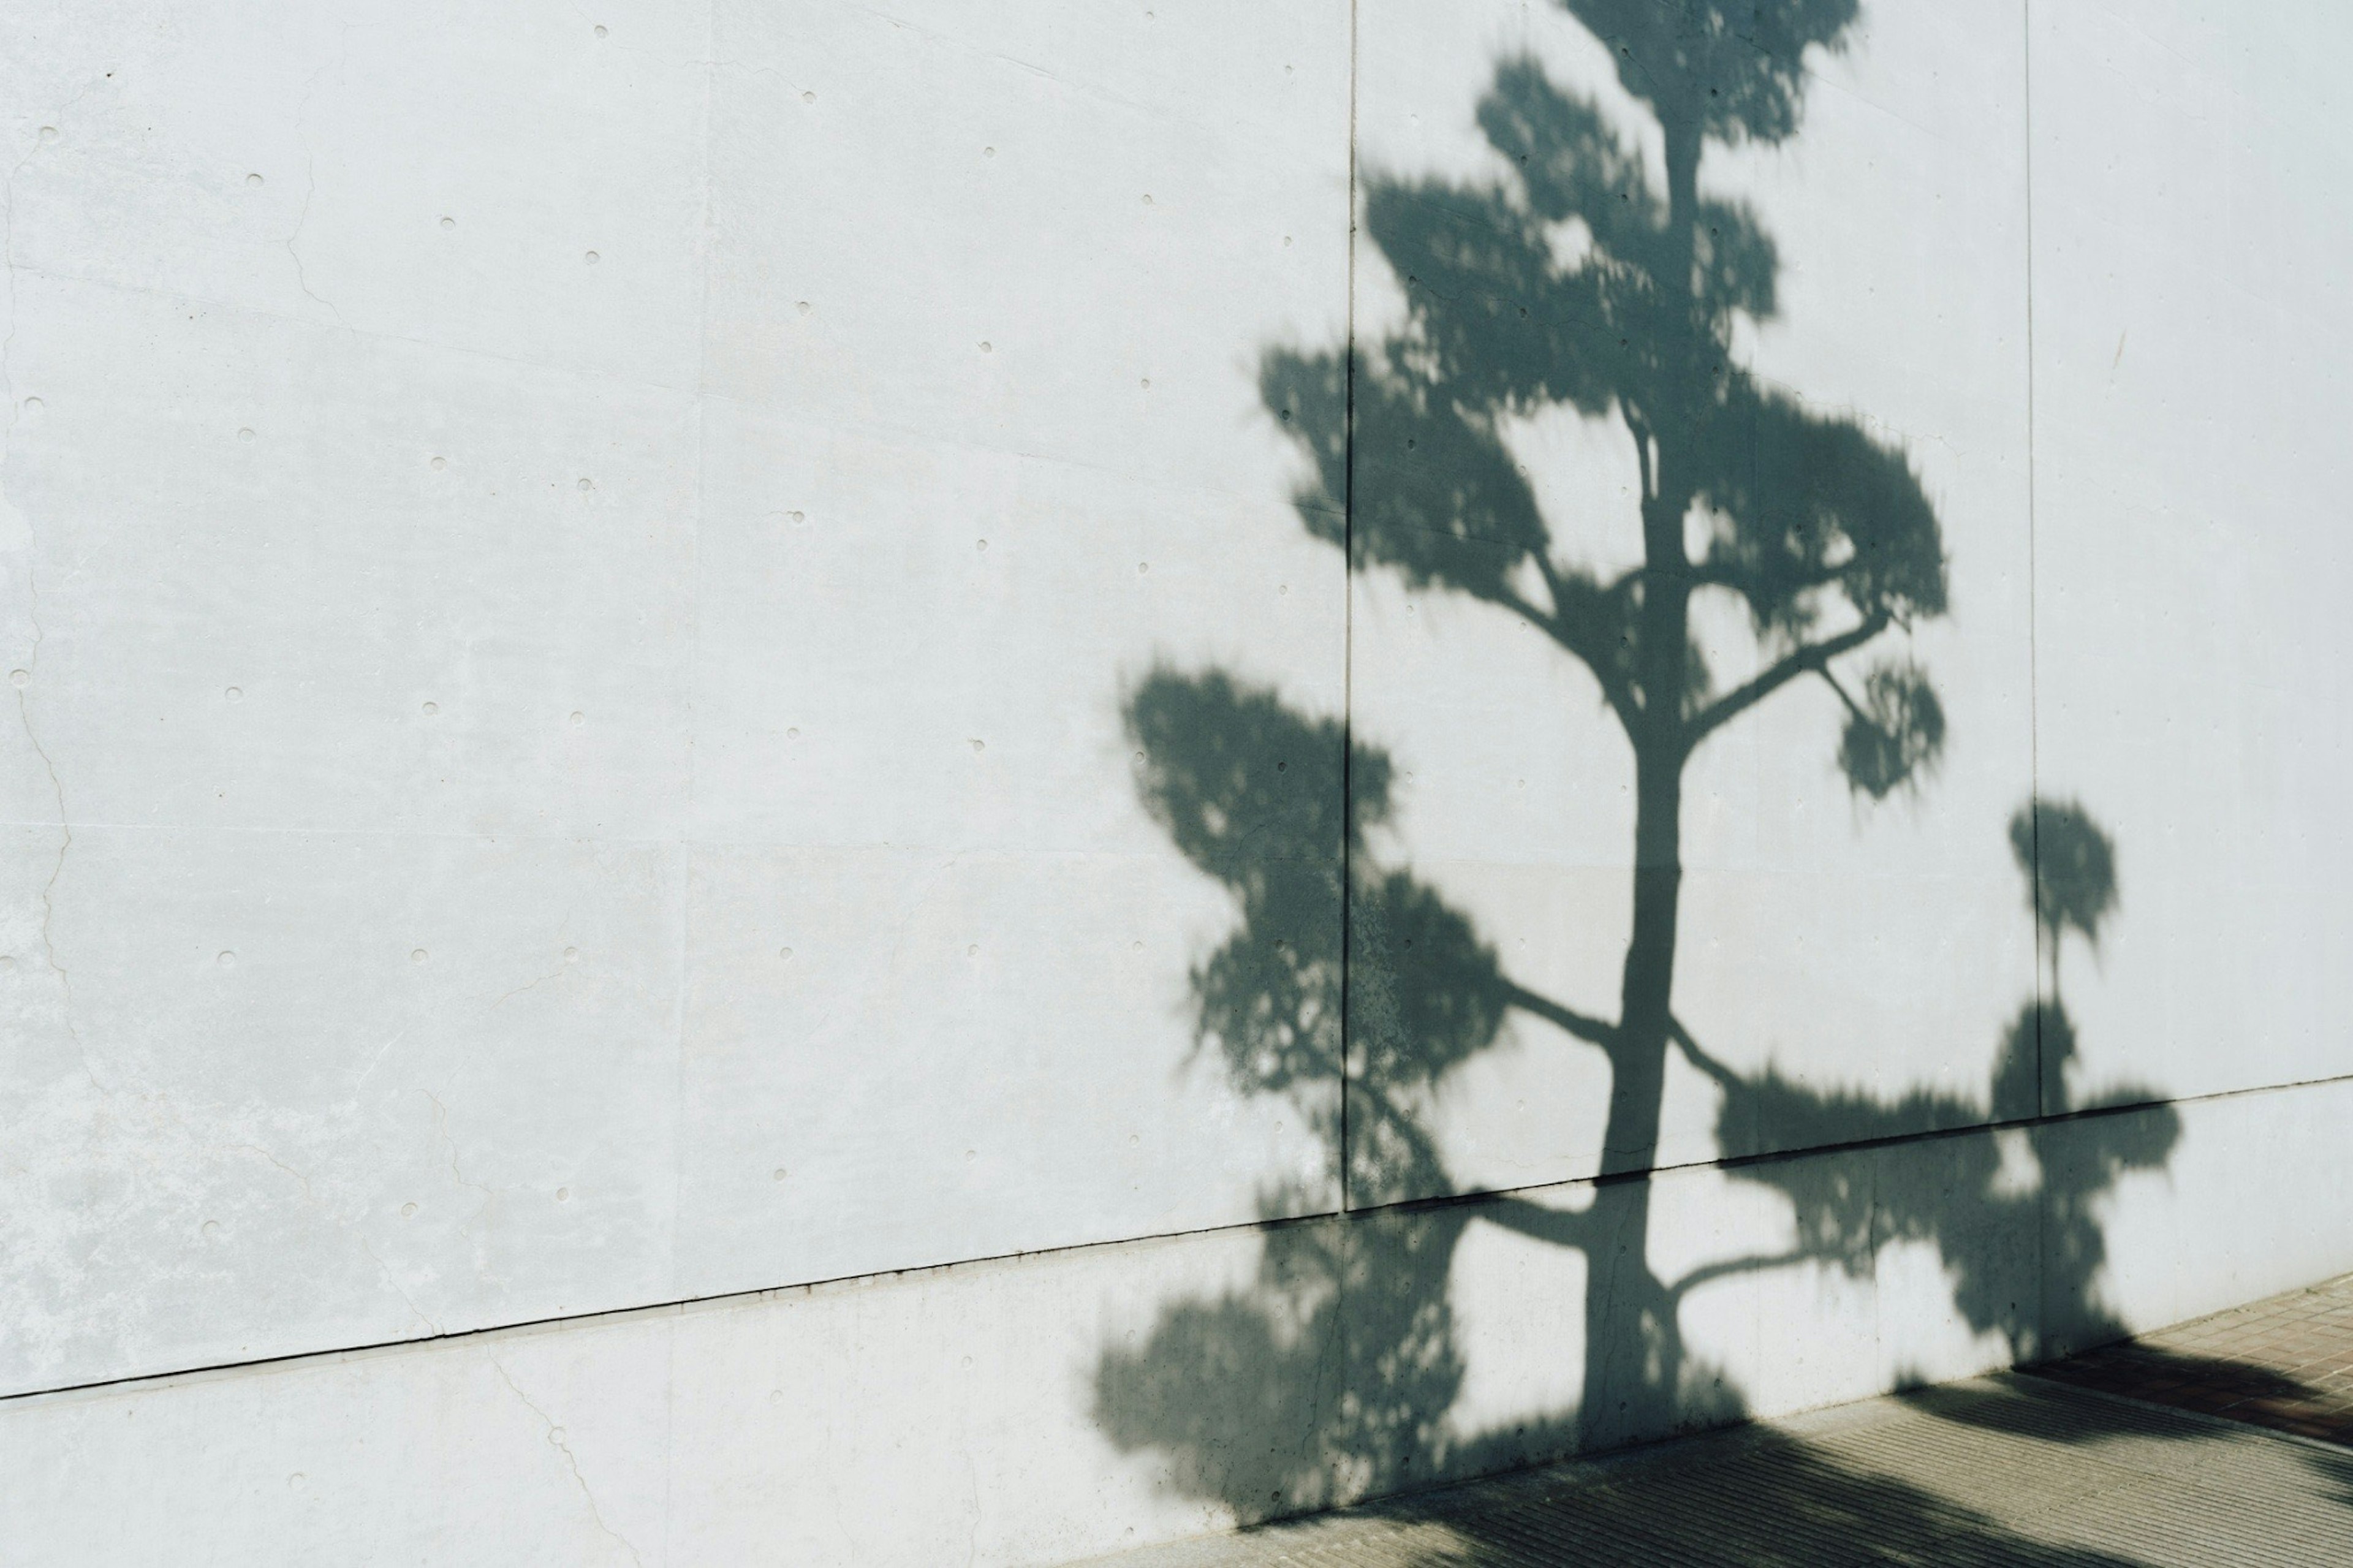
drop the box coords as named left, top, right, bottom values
left=0, top=273, right=701, bottom=1393
left=2, top=0, right=1355, bottom=1395
left=2026, top=0, right=2353, bottom=1104
left=1339, top=0, right=2037, bottom=1200
left=678, top=0, right=1356, bottom=1292
left=700, top=0, right=1351, bottom=492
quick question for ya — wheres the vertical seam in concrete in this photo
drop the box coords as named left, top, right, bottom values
left=1338, top=0, right=1359, bottom=1217
left=2021, top=0, right=2053, bottom=1348
left=2022, top=0, right=2045, bottom=1125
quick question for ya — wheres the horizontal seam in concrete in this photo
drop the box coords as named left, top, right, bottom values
left=8, top=1067, right=2351, bottom=1410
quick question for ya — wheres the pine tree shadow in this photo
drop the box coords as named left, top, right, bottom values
left=1091, top=1, right=2198, bottom=1556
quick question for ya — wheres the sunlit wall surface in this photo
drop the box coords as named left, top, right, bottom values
left=4, top=2, right=2351, bottom=1563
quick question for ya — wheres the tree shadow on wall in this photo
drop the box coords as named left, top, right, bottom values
left=1093, top=0, right=2185, bottom=1556
left=1094, top=678, right=2173, bottom=1525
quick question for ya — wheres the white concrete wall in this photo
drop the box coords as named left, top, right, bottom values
left=5, top=1, right=2352, bottom=1563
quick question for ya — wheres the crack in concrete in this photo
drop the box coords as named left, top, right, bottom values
left=286, top=31, right=353, bottom=325
left=487, top=960, right=570, bottom=1012
left=13, top=616, right=86, bottom=1093
left=358, top=1233, right=444, bottom=1337
left=488, top=1356, right=646, bottom=1567
left=286, top=165, right=336, bottom=320
left=422, top=1089, right=496, bottom=1219
left=352, top=1029, right=405, bottom=1091
left=227, top=1140, right=317, bottom=1202
left=6, top=86, right=112, bottom=1101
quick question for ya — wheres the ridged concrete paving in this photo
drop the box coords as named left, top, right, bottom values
left=2032, top=1272, right=2353, bottom=1445
left=1074, top=1374, right=2353, bottom=1566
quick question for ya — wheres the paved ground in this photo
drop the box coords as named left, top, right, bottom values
left=2028, top=1273, right=2353, bottom=1446
left=1075, top=1276, right=2353, bottom=1567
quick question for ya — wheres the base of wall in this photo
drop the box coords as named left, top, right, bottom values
left=4, top=1077, right=2347, bottom=1567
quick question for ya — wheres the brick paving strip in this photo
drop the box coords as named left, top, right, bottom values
left=1073, top=1278, right=2353, bottom=1566
left=2027, top=1271, right=2353, bottom=1446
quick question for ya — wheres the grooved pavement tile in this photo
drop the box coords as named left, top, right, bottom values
left=1069, top=1374, right=2353, bottom=1566
left=2031, top=1273, right=2353, bottom=1446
